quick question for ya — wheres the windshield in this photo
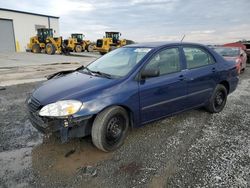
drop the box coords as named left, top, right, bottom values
left=106, top=32, right=119, bottom=40
left=213, top=47, right=240, bottom=57
left=85, top=47, right=151, bottom=78
left=76, top=35, right=83, bottom=40
left=38, top=29, right=53, bottom=38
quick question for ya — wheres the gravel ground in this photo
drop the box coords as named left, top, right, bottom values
left=0, top=67, right=249, bottom=188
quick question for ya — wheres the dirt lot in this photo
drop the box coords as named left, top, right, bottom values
left=0, top=66, right=249, bottom=188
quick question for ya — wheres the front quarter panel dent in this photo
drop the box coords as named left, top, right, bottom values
left=73, top=92, right=140, bottom=127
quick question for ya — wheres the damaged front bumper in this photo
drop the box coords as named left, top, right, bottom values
left=26, top=96, right=94, bottom=143
left=28, top=111, right=93, bottom=142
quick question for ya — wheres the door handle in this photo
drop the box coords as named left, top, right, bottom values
left=212, top=67, right=216, bottom=73
left=179, top=75, right=185, bottom=81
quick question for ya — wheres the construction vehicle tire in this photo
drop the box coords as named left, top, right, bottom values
left=32, top=44, right=41, bottom=53
left=75, top=45, right=82, bottom=53
left=87, top=44, right=94, bottom=52
left=99, top=52, right=106, bottom=55
left=46, top=43, right=56, bottom=55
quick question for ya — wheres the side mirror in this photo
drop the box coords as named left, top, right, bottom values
left=141, top=68, right=160, bottom=79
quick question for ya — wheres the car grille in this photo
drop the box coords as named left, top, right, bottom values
left=27, top=96, right=42, bottom=113
left=96, top=39, right=103, bottom=47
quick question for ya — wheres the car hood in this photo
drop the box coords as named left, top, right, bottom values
left=32, top=71, right=116, bottom=105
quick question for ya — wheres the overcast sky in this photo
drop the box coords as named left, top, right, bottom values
left=1, top=0, right=249, bottom=43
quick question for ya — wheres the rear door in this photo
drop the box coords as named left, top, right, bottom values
left=139, top=47, right=187, bottom=123
left=182, top=46, right=217, bottom=107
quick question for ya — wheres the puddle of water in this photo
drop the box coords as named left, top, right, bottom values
left=32, top=136, right=113, bottom=178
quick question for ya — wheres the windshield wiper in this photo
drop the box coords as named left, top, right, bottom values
left=75, top=65, right=84, bottom=71
left=83, top=67, right=95, bottom=76
left=91, top=70, right=112, bottom=79
left=79, top=66, right=112, bottom=79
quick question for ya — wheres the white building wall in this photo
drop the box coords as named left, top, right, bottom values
left=0, top=10, right=59, bottom=52
left=49, top=18, right=60, bottom=37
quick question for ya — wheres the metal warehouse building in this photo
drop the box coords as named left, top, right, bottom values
left=0, top=8, right=59, bottom=52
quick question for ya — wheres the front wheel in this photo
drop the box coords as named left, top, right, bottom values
left=91, top=106, right=129, bottom=152
left=31, top=44, right=41, bottom=53
left=205, top=84, right=227, bottom=113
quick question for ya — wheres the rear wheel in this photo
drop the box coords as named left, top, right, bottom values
left=32, top=44, right=41, bottom=53
left=46, top=43, right=56, bottom=55
left=87, top=44, right=94, bottom=52
left=91, top=106, right=129, bottom=152
left=205, top=84, right=227, bottom=113
left=75, top=44, right=82, bottom=53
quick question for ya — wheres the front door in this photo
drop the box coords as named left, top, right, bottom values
left=139, top=47, right=187, bottom=123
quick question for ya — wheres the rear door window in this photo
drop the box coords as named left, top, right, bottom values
left=183, top=47, right=215, bottom=69
left=144, top=48, right=181, bottom=76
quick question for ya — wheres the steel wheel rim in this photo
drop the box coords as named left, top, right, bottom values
left=76, top=45, right=82, bottom=52
left=47, top=45, right=52, bottom=53
left=214, top=90, right=225, bottom=109
left=106, top=115, right=125, bottom=145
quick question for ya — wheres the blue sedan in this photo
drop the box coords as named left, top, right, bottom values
left=27, top=42, right=239, bottom=152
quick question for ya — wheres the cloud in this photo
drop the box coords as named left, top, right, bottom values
left=190, top=30, right=216, bottom=34
left=49, top=0, right=95, bottom=15
left=0, top=0, right=249, bottom=43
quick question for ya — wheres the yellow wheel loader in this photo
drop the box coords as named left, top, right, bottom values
left=28, top=28, right=70, bottom=55
left=64, top=33, right=95, bottom=53
left=95, top=32, right=127, bottom=55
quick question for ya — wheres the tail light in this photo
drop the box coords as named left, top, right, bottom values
left=235, top=58, right=241, bottom=74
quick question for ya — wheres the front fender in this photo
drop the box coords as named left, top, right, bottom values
left=73, top=91, right=140, bottom=127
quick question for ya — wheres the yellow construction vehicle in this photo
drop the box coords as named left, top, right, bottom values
left=95, top=32, right=127, bottom=55
left=64, top=33, right=94, bottom=53
left=28, top=28, right=69, bottom=55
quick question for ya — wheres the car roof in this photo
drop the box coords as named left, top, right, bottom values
left=126, top=41, right=206, bottom=48
left=211, top=46, right=241, bottom=49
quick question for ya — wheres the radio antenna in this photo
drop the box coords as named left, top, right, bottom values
left=181, top=34, right=186, bottom=42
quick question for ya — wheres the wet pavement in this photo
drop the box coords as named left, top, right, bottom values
left=0, top=66, right=249, bottom=188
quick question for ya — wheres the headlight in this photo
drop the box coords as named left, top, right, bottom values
left=39, top=100, right=83, bottom=117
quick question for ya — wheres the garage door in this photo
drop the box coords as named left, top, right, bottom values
left=0, top=19, right=16, bottom=52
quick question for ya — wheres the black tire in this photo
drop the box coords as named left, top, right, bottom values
left=99, top=52, right=106, bottom=55
left=75, top=44, right=82, bottom=53
left=205, top=84, right=227, bottom=113
left=87, top=44, right=94, bottom=52
left=91, top=106, right=129, bottom=152
left=46, top=43, right=56, bottom=55
left=32, top=44, right=41, bottom=53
